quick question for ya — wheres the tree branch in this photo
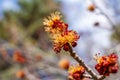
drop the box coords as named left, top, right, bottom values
left=68, top=44, right=105, bottom=80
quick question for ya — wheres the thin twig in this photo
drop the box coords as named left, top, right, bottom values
left=92, top=0, right=120, bottom=36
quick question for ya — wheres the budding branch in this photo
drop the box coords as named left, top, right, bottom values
left=68, top=43, right=105, bottom=80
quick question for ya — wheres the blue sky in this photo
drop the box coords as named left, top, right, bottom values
left=0, top=0, right=18, bottom=19
left=59, top=0, right=120, bottom=61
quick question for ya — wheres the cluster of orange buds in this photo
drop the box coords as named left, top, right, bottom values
left=95, top=53, right=119, bottom=76
left=13, top=50, right=26, bottom=64
left=68, top=64, right=85, bottom=80
left=43, top=12, right=80, bottom=53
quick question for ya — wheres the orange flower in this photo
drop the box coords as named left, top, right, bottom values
left=95, top=53, right=119, bottom=76
left=13, top=50, right=26, bottom=64
left=16, top=70, right=25, bottom=78
left=43, top=12, right=80, bottom=53
left=58, top=59, right=70, bottom=70
left=53, top=30, right=80, bottom=53
left=68, top=64, right=85, bottom=80
left=43, top=11, right=68, bottom=34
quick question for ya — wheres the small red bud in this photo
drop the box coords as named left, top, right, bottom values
left=63, top=43, right=69, bottom=51
left=71, top=42, right=77, bottom=47
left=73, top=73, right=80, bottom=79
left=109, top=64, right=119, bottom=73
left=65, top=24, right=68, bottom=27
left=53, top=47, right=61, bottom=53
left=103, top=62, right=109, bottom=66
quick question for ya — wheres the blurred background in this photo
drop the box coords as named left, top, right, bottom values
left=0, top=0, right=120, bottom=80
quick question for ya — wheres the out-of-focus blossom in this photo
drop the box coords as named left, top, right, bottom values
left=16, top=70, right=25, bottom=78
left=87, top=4, right=95, bottom=12
left=58, top=59, right=70, bottom=70
left=95, top=53, right=119, bottom=76
left=68, top=64, right=85, bottom=80
left=43, top=12, right=80, bottom=53
left=43, top=12, right=68, bottom=34
left=13, top=50, right=26, bottom=64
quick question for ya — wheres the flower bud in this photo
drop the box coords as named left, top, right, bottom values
left=87, top=5, right=95, bottom=12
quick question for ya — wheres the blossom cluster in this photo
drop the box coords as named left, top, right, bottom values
left=43, top=12, right=80, bottom=53
left=95, top=53, right=119, bottom=76
left=13, top=50, right=26, bottom=64
left=16, top=70, right=25, bottom=79
left=68, top=64, right=85, bottom=80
